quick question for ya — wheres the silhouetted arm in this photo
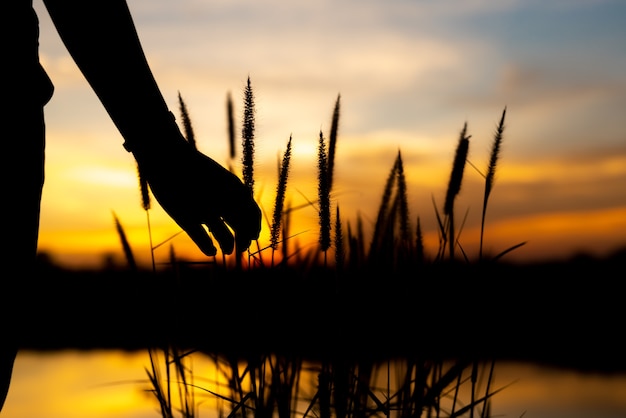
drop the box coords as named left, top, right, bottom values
left=42, top=0, right=261, bottom=256
left=42, top=0, right=175, bottom=155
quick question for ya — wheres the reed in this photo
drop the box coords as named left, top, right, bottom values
left=227, top=91, right=236, bottom=160
left=327, top=94, right=341, bottom=192
left=369, top=152, right=399, bottom=260
left=443, top=122, right=470, bottom=261
left=367, top=151, right=416, bottom=268
left=415, top=216, right=424, bottom=265
left=271, top=135, right=293, bottom=265
left=480, top=107, right=506, bottom=261
left=242, top=76, right=256, bottom=196
left=146, top=347, right=197, bottom=418
left=136, top=160, right=156, bottom=271
left=317, top=130, right=332, bottom=260
left=117, top=92, right=522, bottom=418
left=334, top=205, right=344, bottom=273
left=112, top=210, right=136, bottom=271
left=178, top=92, right=197, bottom=151
left=281, top=200, right=292, bottom=266
left=395, top=150, right=412, bottom=264
left=345, top=219, right=357, bottom=271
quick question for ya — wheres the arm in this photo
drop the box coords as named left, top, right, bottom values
left=42, top=0, right=175, bottom=155
left=42, top=0, right=261, bottom=256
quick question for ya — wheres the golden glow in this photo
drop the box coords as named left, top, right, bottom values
left=5, top=351, right=155, bottom=418
left=488, top=206, right=626, bottom=239
left=462, top=206, right=626, bottom=262
left=6, top=353, right=626, bottom=418
left=65, top=166, right=138, bottom=188
left=500, top=155, right=626, bottom=183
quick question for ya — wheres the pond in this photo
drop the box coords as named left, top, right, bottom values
left=4, top=350, right=626, bottom=418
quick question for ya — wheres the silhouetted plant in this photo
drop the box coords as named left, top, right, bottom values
left=137, top=164, right=156, bottom=271
left=395, top=150, right=412, bottom=263
left=317, top=130, right=332, bottom=260
left=370, top=152, right=399, bottom=260
left=178, top=92, right=197, bottom=151
left=444, top=122, right=470, bottom=261
left=227, top=91, right=236, bottom=160
left=334, top=205, right=344, bottom=273
left=281, top=200, right=292, bottom=266
left=480, top=107, right=505, bottom=261
left=146, top=347, right=196, bottom=418
left=271, top=135, right=293, bottom=264
left=242, top=76, right=256, bottom=195
left=368, top=151, right=415, bottom=268
left=415, top=216, right=424, bottom=265
left=116, top=96, right=521, bottom=418
left=112, top=210, right=136, bottom=271
left=327, top=94, right=341, bottom=192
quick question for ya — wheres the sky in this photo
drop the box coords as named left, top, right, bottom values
left=32, top=0, right=626, bottom=269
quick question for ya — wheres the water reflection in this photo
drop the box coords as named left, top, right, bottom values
left=4, top=350, right=626, bottom=418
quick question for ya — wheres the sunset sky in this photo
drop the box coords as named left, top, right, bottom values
left=32, top=0, right=626, bottom=269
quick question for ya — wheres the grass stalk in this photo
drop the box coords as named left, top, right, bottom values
left=415, top=216, right=424, bottom=265
left=281, top=200, right=292, bottom=267
left=271, top=135, right=293, bottom=265
left=327, top=93, right=341, bottom=192
left=395, top=150, right=412, bottom=263
left=369, top=154, right=399, bottom=260
left=227, top=91, right=236, bottom=160
left=480, top=107, right=506, bottom=261
left=137, top=161, right=156, bottom=272
left=444, top=122, right=470, bottom=261
left=112, top=211, right=136, bottom=271
left=242, top=76, right=256, bottom=196
left=178, top=92, right=197, bottom=151
left=317, top=130, right=331, bottom=260
left=334, top=205, right=344, bottom=273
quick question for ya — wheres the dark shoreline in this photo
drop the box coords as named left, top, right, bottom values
left=13, top=248, right=626, bottom=374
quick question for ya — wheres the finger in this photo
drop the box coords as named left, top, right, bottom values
left=227, top=199, right=262, bottom=253
left=235, top=232, right=252, bottom=254
left=207, top=219, right=235, bottom=255
left=183, top=223, right=217, bottom=256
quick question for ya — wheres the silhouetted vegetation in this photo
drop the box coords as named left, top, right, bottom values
left=27, top=79, right=626, bottom=418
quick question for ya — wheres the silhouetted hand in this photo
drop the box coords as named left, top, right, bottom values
left=131, top=122, right=261, bottom=256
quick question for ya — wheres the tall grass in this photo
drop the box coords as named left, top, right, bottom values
left=479, top=107, right=505, bottom=262
left=178, top=92, right=197, bottom=151
left=443, top=122, right=470, bottom=261
left=112, top=83, right=522, bottom=417
left=140, top=354, right=509, bottom=418
left=317, top=130, right=332, bottom=263
left=271, top=135, right=293, bottom=266
left=242, top=76, right=256, bottom=196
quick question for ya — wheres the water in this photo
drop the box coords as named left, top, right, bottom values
left=4, top=350, right=626, bottom=418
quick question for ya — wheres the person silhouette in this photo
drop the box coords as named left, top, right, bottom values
left=1, top=0, right=261, bottom=412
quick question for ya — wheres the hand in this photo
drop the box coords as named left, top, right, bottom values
left=134, top=131, right=261, bottom=257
